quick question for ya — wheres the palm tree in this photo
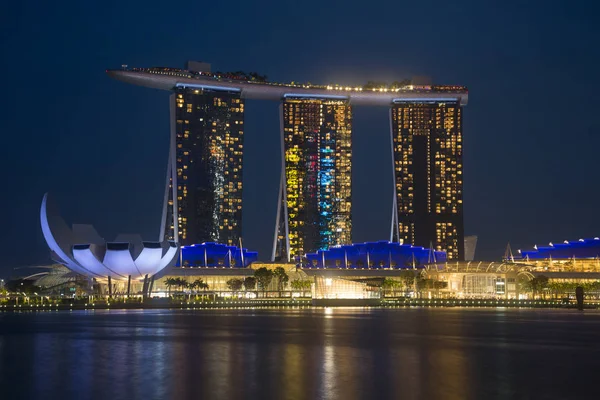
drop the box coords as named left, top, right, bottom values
left=291, top=280, right=302, bottom=291
left=175, top=278, right=188, bottom=293
left=165, top=278, right=178, bottom=297
left=191, top=279, right=209, bottom=300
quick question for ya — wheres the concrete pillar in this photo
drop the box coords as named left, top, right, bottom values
left=148, top=275, right=156, bottom=298
left=142, top=274, right=149, bottom=300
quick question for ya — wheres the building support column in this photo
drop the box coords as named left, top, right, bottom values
left=148, top=275, right=156, bottom=298
left=272, top=102, right=290, bottom=262
left=159, top=140, right=172, bottom=241
left=142, top=274, right=149, bottom=300
left=159, top=94, right=179, bottom=243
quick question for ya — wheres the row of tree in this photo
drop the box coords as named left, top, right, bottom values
left=520, top=276, right=600, bottom=299
left=225, top=267, right=312, bottom=296
left=226, top=267, right=290, bottom=295
left=164, top=277, right=209, bottom=297
left=165, top=267, right=302, bottom=299
left=380, top=272, right=447, bottom=297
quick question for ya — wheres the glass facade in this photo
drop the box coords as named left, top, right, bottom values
left=166, top=87, right=244, bottom=246
left=312, top=276, right=380, bottom=300
left=391, top=101, right=464, bottom=260
left=281, top=97, right=352, bottom=259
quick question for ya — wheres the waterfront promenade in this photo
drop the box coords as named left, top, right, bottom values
left=1, top=298, right=598, bottom=311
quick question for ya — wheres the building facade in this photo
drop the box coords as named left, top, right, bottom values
left=390, top=100, right=464, bottom=260
left=274, top=97, right=352, bottom=261
left=164, top=86, right=245, bottom=246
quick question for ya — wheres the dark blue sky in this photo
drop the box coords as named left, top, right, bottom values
left=1, top=0, right=598, bottom=276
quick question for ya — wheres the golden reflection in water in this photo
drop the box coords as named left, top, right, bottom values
left=316, top=310, right=336, bottom=400
left=282, top=343, right=304, bottom=399
left=317, top=308, right=360, bottom=400
left=425, top=313, right=470, bottom=400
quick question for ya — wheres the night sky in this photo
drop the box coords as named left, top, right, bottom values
left=1, top=1, right=598, bottom=276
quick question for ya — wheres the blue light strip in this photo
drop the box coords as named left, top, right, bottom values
left=175, top=83, right=241, bottom=92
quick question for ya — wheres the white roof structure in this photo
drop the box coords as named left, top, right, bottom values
left=40, top=193, right=178, bottom=280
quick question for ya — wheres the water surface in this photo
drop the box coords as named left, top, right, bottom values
left=0, top=308, right=598, bottom=399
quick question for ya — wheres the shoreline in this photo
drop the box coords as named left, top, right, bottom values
left=1, top=298, right=598, bottom=312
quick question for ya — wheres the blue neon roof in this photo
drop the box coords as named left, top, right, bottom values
left=303, top=241, right=446, bottom=269
left=519, top=238, right=600, bottom=260
left=177, top=242, right=258, bottom=268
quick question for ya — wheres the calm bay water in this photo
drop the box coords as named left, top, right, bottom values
left=0, top=307, right=598, bottom=400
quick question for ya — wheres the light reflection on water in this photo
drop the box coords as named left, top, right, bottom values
left=1, top=308, right=599, bottom=400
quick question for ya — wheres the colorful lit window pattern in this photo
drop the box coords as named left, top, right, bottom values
left=281, top=98, right=352, bottom=258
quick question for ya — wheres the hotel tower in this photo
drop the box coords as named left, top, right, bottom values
left=162, top=62, right=244, bottom=246
left=107, top=63, right=467, bottom=260
left=273, top=97, right=352, bottom=262
left=390, top=99, right=464, bottom=260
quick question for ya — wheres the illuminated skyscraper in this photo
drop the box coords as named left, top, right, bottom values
left=390, top=100, right=464, bottom=260
left=163, top=86, right=244, bottom=246
left=273, top=97, right=352, bottom=261
left=108, top=65, right=468, bottom=259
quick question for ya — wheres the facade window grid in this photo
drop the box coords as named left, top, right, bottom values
left=280, top=98, right=352, bottom=258
left=165, top=88, right=244, bottom=246
left=391, top=101, right=464, bottom=260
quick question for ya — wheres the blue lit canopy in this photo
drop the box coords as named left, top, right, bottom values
left=520, top=238, right=600, bottom=260
left=178, top=242, right=258, bottom=268
left=304, top=241, right=446, bottom=269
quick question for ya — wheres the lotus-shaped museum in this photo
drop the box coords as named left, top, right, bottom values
left=40, top=193, right=178, bottom=281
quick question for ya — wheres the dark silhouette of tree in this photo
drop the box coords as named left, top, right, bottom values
left=273, top=267, right=289, bottom=294
left=290, top=279, right=312, bottom=296
left=6, top=279, right=42, bottom=295
left=192, top=278, right=209, bottom=293
left=244, top=277, right=256, bottom=291
left=165, top=278, right=178, bottom=297
left=381, top=278, right=401, bottom=296
left=175, top=278, right=188, bottom=292
left=254, top=267, right=274, bottom=294
left=226, top=278, right=244, bottom=292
